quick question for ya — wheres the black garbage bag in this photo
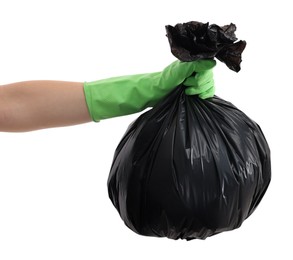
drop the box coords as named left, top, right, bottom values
left=107, top=21, right=271, bottom=240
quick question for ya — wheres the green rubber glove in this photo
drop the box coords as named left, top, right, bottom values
left=83, top=59, right=215, bottom=121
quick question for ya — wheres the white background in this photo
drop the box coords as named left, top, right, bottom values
left=0, top=0, right=292, bottom=259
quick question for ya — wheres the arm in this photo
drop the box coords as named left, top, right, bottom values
left=0, top=80, right=92, bottom=132
left=0, top=60, right=215, bottom=132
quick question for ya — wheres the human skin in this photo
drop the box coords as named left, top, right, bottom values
left=0, top=80, right=92, bottom=132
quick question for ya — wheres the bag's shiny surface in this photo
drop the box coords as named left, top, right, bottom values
left=108, top=86, right=271, bottom=240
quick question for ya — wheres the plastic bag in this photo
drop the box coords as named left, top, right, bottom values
left=107, top=21, right=271, bottom=240
left=107, top=87, right=271, bottom=240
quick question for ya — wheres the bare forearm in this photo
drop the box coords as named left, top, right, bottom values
left=0, top=80, right=92, bottom=132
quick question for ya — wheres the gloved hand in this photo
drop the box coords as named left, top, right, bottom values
left=184, top=69, right=215, bottom=99
left=83, top=59, right=215, bottom=121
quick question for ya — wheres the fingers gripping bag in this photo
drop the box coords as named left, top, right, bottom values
left=107, top=21, right=271, bottom=240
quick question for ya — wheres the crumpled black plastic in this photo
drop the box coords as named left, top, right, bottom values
left=108, top=87, right=271, bottom=240
left=165, top=21, right=246, bottom=72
